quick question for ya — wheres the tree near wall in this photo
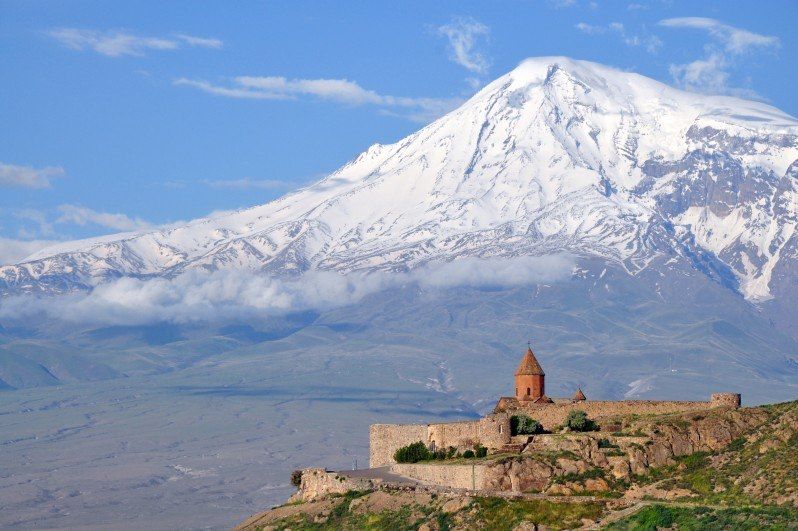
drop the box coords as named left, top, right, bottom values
left=511, top=414, right=544, bottom=435
left=394, top=441, right=433, bottom=463
left=565, top=410, right=597, bottom=432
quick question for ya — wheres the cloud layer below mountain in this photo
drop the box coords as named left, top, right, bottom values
left=0, top=255, right=573, bottom=325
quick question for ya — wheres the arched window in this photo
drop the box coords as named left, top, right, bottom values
left=526, top=387, right=531, bottom=395
left=515, top=387, right=518, bottom=395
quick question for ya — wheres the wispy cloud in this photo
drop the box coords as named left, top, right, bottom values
left=658, top=17, right=778, bottom=54
left=14, top=208, right=55, bottom=237
left=0, top=255, right=574, bottom=325
left=575, top=22, right=662, bottom=53
left=47, top=28, right=223, bottom=57
left=174, top=34, right=223, bottom=49
left=175, top=76, right=461, bottom=123
left=56, top=205, right=153, bottom=231
left=0, top=162, right=64, bottom=189
left=658, top=17, right=779, bottom=96
left=0, top=237, right=60, bottom=265
left=437, top=17, right=491, bottom=75
left=202, top=177, right=294, bottom=191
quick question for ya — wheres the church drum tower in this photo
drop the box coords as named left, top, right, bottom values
left=515, top=344, right=545, bottom=401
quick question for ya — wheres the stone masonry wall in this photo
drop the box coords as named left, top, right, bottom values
left=290, top=468, right=376, bottom=502
left=369, top=423, right=426, bottom=468
left=370, top=416, right=510, bottom=468
left=391, top=463, right=487, bottom=491
left=512, top=399, right=726, bottom=430
left=371, top=397, right=740, bottom=467
left=427, top=415, right=511, bottom=452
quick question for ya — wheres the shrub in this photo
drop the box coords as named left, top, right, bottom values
left=597, top=438, right=618, bottom=449
left=680, top=451, right=710, bottom=472
left=511, top=414, right=544, bottom=435
left=394, top=441, right=433, bottom=463
left=565, top=410, right=597, bottom=432
left=446, top=446, right=457, bottom=458
left=475, top=445, right=488, bottom=458
left=727, top=437, right=745, bottom=452
left=290, top=469, right=303, bottom=487
left=463, top=449, right=476, bottom=458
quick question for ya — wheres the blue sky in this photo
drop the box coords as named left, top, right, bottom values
left=1, top=0, right=796, bottom=263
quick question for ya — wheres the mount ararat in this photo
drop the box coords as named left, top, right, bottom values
left=1, top=56, right=797, bottom=397
left=3, top=57, right=797, bottom=308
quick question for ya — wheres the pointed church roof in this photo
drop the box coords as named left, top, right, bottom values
left=515, top=346, right=544, bottom=376
left=573, top=388, right=586, bottom=401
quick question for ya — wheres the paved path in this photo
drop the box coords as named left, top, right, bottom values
left=337, top=466, right=422, bottom=485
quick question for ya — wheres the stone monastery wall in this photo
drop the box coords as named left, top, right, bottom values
left=370, top=394, right=740, bottom=467
left=370, top=416, right=510, bottom=468
left=514, top=399, right=720, bottom=430
left=369, top=423, right=427, bottom=468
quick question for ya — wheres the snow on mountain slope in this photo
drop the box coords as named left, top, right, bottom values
left=2, top=57, right=797, bottom=300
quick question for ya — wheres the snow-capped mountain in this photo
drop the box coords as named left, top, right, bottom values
left=2, top=57, right=797, bottom=303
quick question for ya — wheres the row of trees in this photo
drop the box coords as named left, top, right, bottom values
left=393, top=442, right=488, bottom=463
left=511, top=410, right=597, bottom=435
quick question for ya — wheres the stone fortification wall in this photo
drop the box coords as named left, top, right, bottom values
left=510, top=399, right=730, bottom=430
left=371, top=396, right=741, bottom=466
left=427, top=415, right=510, bottom=452
left=711, top=393, right=742, bottom=408
left=370, top=423, right=426, bottom=468
left=391, top=463, right=487, bottom=491
left=290, top=468, right=376, bottom=502
left=370, top=416, right=510, bottom=468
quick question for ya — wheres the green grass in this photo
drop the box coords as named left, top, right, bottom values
left=605, top=504, right=798, bottom=531
left=551, top=467, right=606, bottom=485
left=472, top=497, right=604, bottom=530
left=263, top=492, right=607, bottom=531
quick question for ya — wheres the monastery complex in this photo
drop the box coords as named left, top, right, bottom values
left=370, top=345, right=741, bottom=467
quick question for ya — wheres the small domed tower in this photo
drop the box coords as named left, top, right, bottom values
left=515, top=344, right=545, bottom=401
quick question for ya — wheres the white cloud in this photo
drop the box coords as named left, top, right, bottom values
left=175, top=77, right=462, bottom=123
left=0, top=255, right=574, bottom=325
left=56, top=205, right=153, bottom=232
left=658, top=17, right=778, bottom=54
left=14, top=208, right=55, bottom=237
left=174, top=34, right=223, bottom=49
left=658, top=18, right=778, bottom=96
left=202, top=177, right=293, bottom=190
left=0, top=237, right=60, bottom=265
left=0, top=162, right=64, bottom=189
left=437, top=17, right=491, bottom=75
left=575, top=21, right=662, bottom=53
left=47, top=28, right=223, bottom=57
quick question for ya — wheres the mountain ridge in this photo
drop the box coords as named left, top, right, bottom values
left=2, top=57, right=797, bottom=308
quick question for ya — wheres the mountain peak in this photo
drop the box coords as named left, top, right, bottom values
left=2, top=58, right=797, bottom=307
